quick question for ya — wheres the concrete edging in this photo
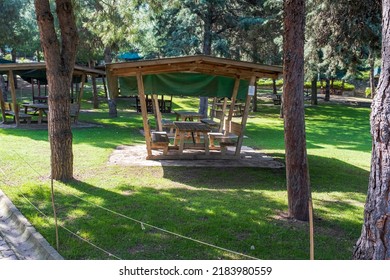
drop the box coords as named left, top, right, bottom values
left=0, top=190, right=63, bottom=260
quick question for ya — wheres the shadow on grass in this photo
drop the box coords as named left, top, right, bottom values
left=29, top=178, right=289, bottom=260
left=0, top=102, right=371, bottom=155
left=19, top=151, right=369, bottom=260
left=160, top=153, right=369, bottom=194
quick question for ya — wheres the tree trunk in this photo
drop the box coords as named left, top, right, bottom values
left=311, top=78, right=317, bottom=105
left=198, top=6, right=213, bottom=118
left=104, top=46, right=117, bottom=117
left=88, top=60, right=99, bottom=109
left=35, top=0, right=78, bottom=181
left=353, top=0, right=390, bottom=260
left=330, top=78, right=334, bottom=95
left=92, top=76, right=99, bottom=109
left=324, top=78, right=330, bottom=101
left=104, top=46, right=112, bottom=63
left=253, top=83, right=258, bottom=112
left=273, top=79, right=277, bottom=95
left=11, top=49, right=18, bottom=89
left=369, top=54, right=376, bottom=98
left=0, top=75, right=8, bottom=102
left=283, top=0, right=310, bottom=221
left=36, top=49, right=41, bottom=62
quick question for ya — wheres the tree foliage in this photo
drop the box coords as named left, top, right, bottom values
left=0, top=0, right=40, bottom=59
left=305, top=0, right=381, bottom=80
left=152, top=0, right=281, bottom=63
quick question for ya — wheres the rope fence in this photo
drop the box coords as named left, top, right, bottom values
left=0, top=149, right=259, bottom=260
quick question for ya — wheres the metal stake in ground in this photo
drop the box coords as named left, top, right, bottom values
left=50, top=178, right=59, bottom=251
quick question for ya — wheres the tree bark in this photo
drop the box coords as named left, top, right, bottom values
left=11, top=49, right=18, bottom=89
left=0, top=75, right=8, bottom=102
left=35, top=0, right=78, bottom=181
left=283, top=0, right=310, bottom=221
left=311, top=78, right=318, bottom=105
left=89, top=60, right=99, bottom=109
left=324, top=78, right=330, bottom=101
left=198, top=5, right=213, bottom=118
left=369, top=54, right=376, bottom=98
left=104, top=45, right=117, bottom=117
left=253, top=83, right=258, bottom=112
left=353, top=0, right=390, bottom=259
left=273, top=79, right=277, bottom=95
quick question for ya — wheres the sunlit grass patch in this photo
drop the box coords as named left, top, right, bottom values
left=0, top=90, right=372, bottom=259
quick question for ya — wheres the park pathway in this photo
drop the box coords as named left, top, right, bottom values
left=0, top=234, right=18, bottom=260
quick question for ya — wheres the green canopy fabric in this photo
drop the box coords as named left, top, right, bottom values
left=119, top=73, right=249, bottom=99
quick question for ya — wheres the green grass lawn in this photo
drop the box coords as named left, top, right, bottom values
left=0, top=88, right=371, bottom=260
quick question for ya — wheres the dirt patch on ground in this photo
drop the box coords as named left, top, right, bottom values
left=108, top=144, right=285, bottom=168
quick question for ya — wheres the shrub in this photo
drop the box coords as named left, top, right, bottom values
left=365, top=87, right=371, bottom=98
left=258, top=79, right=355, bottom=91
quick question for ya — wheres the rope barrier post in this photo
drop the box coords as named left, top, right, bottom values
left=309, top=196, right=314, bottom=260
left=50, top=177, right=59, bottom=251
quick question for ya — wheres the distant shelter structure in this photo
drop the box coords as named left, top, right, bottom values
left=105, top=55, right=282, bottom=160
left=0, top=62, right=105, bottom=126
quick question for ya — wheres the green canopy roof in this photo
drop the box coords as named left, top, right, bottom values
left=119, top=73, right=249, bottom=99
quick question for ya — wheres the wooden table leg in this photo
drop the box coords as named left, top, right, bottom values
left=204, top=132, right=210, bottom=155
left=173, top=127, right=182, bottom=146
left=38, top=109, right=43, bottom=124
left=195, top=132, right=200, bottom=143
left=179, top=131, right=185, bottom=154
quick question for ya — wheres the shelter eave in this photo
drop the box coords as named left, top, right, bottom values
left=0, top=62, right=46, bottom=72
left=111, top=68, right=279, bottom=80
left=0, top=62, right=105, bottom=76
left=74, top=65, right=106, bottom=76
left=106, top=55, right=282, bottom=80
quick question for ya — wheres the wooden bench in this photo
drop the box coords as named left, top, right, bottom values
left=3, top=102, right=32, bottom=124
left=70, top=103, right=80, bottom=123
left=151, top=131, right=169, bottom=155
left=201, top=109, right=224, bottom=131
left=209, top=121, right=242, bottom=155
left=161, top=118, right=175, bottom=134
left=272, top=94, right=282, bottom=105
left=200, top=118, right=219, bottom=128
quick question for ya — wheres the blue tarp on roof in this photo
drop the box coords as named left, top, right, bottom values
left=117, top=52, right=143, bottom=61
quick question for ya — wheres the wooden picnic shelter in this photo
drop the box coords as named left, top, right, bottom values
left=105, top=55, right=282, bottom=160
left=0, top=62, right=105, bottom=126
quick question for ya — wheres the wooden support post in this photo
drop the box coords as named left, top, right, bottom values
left=210, top=97, right=217, bottom=119
left=0, top=85, right=6, bottom=122
left=102, top=77, right=108, bottom=98
left=8, top=70, right=19, bottom=126
left=309, top=196, right=315, bottom=260
left=152, top=94, right=163, bottom=131
left=70, top=81, right=74, bottom=102
left=71, top=74, right=86, bottom=118
left=253, top=83, right=258, bottom=112
left=38, top=80, right=41, bottom=96
left=78, top=74, right=86, bottom=104
left=136, top=72, right=152, bottom=158
left=106, top=70, right=118, bottom=117
left=221, top=97, right=228, bottom=115
left=228, top=77, right=240, bottom=121
left=235, top=76, right=256, bottom=157
left=31, top=78, right=35, bottom=101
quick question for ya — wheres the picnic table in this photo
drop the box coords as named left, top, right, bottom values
left=174, top=110, right=203, bottom=121
left=23, top=103, right=48, bottom=124
left=173, top=121, right=211, bottom=155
